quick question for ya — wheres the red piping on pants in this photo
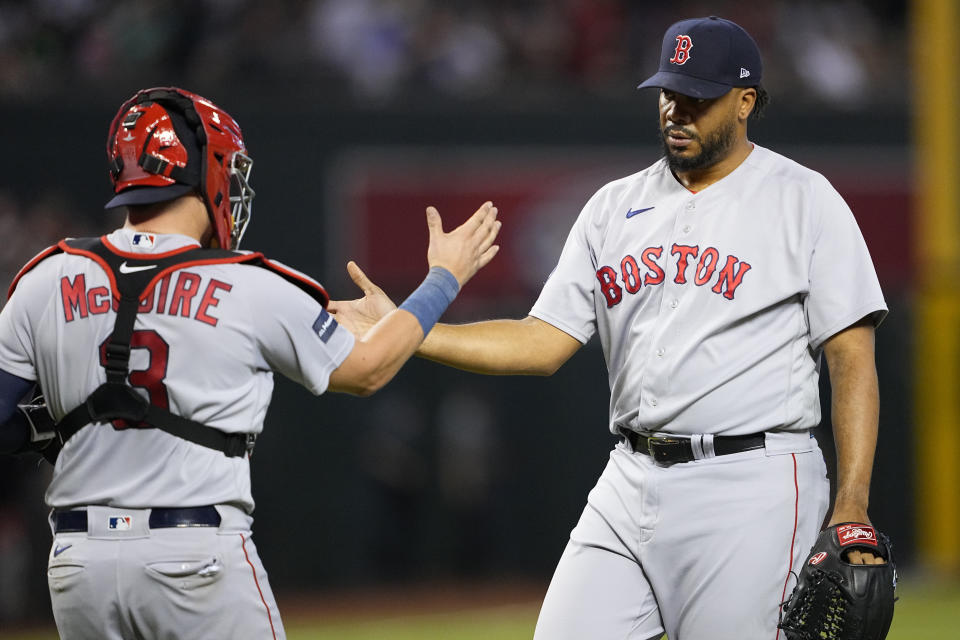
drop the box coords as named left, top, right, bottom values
left=776, top=453, right=800, bottom=640
left=241, top=533, right=278, bottom=639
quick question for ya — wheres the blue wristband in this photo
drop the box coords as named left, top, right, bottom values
left=399, top=267, right=460, bottom=335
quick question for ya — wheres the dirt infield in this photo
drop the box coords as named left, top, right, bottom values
left=279, top=579, right=547, bottom=622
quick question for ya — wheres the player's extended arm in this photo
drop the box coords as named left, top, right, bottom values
left=329, top=262, right=582, bottom=376
left=418, top=317, right=582, bottom=376
left=822, top=316, right=885, bottom=565
left=328, top=202, right=500, bottom=396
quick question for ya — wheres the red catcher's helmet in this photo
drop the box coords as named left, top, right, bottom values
left=105, top=87, right=255, bottom=249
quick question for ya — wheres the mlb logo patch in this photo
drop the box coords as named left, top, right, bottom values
left=132, top=233, right=156, bottom=248
left=109, top=515, right=132, bottom=530
left=312, top=309, right=338, bottom=344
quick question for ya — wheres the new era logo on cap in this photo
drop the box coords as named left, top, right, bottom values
left=740, top=68, right=751, bottom=79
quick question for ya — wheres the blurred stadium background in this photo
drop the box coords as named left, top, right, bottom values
left=1, top=0, right=958, bottom=637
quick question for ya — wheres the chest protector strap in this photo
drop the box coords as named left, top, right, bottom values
left=44, top=237, right=329, bottom=458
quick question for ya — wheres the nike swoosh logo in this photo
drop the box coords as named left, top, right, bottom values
left=119, top=261, right=157, bottom=274
left=53, top=543, right=72, bottom=557
left=626, top=206, right=655, bottom=219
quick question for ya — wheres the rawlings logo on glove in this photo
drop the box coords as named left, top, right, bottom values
left=836, top=523, right=879, bottom=547
left=779, top=522, right=896, bottom=640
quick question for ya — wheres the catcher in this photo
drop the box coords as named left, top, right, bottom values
left=0, top=86, right=500, bottom=639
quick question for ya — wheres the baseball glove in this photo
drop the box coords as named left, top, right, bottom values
left=779, top=522, right=896, bottom=640
left=17, top=390, right=61, bottom=464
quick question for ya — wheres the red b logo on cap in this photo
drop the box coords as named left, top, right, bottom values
left=670, top=35, right=693, bottom=65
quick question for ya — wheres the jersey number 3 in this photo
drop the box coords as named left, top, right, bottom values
left=98, top=330, right=170, bottom=429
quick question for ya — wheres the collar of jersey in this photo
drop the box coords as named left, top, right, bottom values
left=107, top=228, right=203, bottom=256
left=663, top=142, right=765, bottom=195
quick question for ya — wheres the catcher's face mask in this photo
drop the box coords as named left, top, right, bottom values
left=228, top=151, right=255, bottom=249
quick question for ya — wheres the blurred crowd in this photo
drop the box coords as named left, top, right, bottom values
left=0, top=192, right=90, bottom=626
left=0, top=0, right=907, bottom=109
left=0, top=191, right=94, bottom=290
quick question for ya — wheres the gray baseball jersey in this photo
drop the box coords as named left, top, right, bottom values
left=0, top=228, right=354, bottom=512
left=530, top=144, right=887, bottom=437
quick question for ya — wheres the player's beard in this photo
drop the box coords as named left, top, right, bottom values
left=660, top=118, right=737, bottom=172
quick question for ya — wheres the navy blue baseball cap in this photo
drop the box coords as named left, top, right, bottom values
left=638, top=16, right=762, bottom=99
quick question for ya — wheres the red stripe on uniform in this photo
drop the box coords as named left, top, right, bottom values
left=261, top=258, right=330, bottom=307
left=240, top=533, right=278, bottom=639
left=58, top=240, right=121, bottom=301
left=7, top=244, right=61, bottom=299
left=775, top=453, right=800, bottom=640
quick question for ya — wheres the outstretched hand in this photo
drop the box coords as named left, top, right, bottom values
left=328, top=261, right=397, bottom=338
left=426, top=201, right=500, bottom=287
left=329, top=201, right=501, bottom=338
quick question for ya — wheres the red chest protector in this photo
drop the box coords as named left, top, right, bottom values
left=9, top=236, right=329, bottom=458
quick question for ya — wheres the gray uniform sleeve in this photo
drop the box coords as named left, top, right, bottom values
left=0, top=270, right=41, bottom=381
left=806, top=176, right=888, bottom=350
left=251, top=272, right=354, bottom=396
left=528, top=194, right=600, bottom=344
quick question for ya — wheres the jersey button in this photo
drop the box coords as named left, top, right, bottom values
left=649, top=397, right=658, bottom=406
left=670, top=299, right=679, bottom=309
left=685, top=201, right=696, bottom=211
left=682, top=225, right=692, bottom=233
left=656, top=347, right=665, bottom=357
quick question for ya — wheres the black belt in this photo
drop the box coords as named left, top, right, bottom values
left=54, top=506, right=221, bottom=533
left=622, top=430, right=766, bottom=465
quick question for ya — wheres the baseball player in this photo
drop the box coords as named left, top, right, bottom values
left=0, top=86, right=500, bottom=640
left=330, top=16, right=889, bottom=639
